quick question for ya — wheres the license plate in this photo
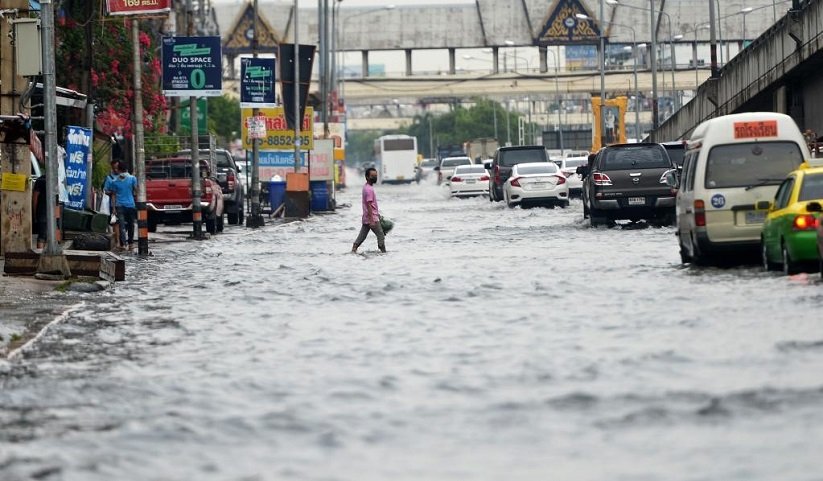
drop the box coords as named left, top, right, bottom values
left=164, top=204, right=183, bottom=210
left=628, top=197, right=645, bottom=205
left=745, top=211, right=767, bottom=224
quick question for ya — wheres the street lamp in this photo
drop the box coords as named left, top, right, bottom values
left=339, top=5, right=396, bottom=100
left=740, top=7, right=754, bottom=44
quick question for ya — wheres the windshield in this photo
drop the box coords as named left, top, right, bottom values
left=600, top=145, right=671, bottom=170
left=455, top=166, right=486, bottom=175
left=500, top=149, right=548, bottom=166
left=442, top=158, right=471, bottom=167
left=517, top=164, right=558, bottom=175
left=705, top=142, right=803, bottom=189
left=799, top=173, right=823, bottom=201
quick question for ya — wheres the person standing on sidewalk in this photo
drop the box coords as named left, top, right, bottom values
left=352, top=167, right=386, bottom=253
left=104, top=161, right=138, bottom=251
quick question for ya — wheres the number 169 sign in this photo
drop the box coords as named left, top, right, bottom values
left=162, top=36, right=223, bottom=97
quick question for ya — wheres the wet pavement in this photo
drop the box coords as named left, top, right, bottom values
left=1, top=176, right=822, bottom=481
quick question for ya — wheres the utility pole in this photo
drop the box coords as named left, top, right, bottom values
left=187, top=0, right=203, bottom=239
left=293, top=0, right=301, bottom=174
left=36, top=0, right=70, bottom=278
left=132, top=19, right=149, bottom=255
left=247, top=0, right=264, bottom=227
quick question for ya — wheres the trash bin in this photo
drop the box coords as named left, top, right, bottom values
left=268, top=181, right=287, bottom=211
left=310, top=180, right=330, bottom=211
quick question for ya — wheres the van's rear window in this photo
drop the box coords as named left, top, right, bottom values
left=500, top=149, right=547, bottom=166
left=600, top=145, right=670, bottom=170
left=799, top=173, right=823, bottom=201
left=705, top=142, right=803, bottom=189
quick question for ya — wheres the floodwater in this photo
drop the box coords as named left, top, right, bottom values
left=2, top=175, right=823, bottom=481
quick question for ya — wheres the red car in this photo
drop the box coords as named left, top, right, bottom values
left=145, top=157, right=224, bottom=234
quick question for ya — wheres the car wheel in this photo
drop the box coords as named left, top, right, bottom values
left=782, top=242, right=799, bottom=276
left=761, top=239, right=776, bottom=271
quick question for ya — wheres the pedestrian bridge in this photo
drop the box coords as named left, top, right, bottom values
left=653, top=0, right=823, bottom=142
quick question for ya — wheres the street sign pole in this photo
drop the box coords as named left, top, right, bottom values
left=132, top=19, right=149, bottom=255
left=248, top=0, right=265, bottom=227
left=187, top=0, right=203, bottom=239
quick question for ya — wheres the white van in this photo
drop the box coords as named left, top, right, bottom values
left=673, top=112, right=811, bottom=264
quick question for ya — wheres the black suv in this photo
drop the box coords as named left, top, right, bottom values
left=485, top=145, right=550, bottom=202
left=580, top=143, right=677, bottom=227
left=178, top=148, right=245, bottom=225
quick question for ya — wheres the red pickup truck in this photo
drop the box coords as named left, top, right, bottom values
left=146, top=157, right=224, bottom=234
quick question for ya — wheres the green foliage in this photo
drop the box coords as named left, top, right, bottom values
left=207, top=96, right=242, bottom=143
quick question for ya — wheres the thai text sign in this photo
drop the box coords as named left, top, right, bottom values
left=107, top=0, right=171, bottom=15
left=64, top=126, right=92, bottom=210
left=240, top=57, right=276, bottom=108
left=242, top=107, right=314, bottom=150
left=162, top=36, right=223, bottom=97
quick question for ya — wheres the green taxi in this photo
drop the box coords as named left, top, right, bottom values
left=761, top=164, right=823, bottom=275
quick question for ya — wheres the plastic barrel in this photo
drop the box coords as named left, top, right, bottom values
left=309, top=180, right=329, bottom=211
left=268, top=181, right=287, bottom=211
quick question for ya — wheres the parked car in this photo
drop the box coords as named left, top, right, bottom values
left=504, top=162, right=569, bottom=208
left=581, top=143, right=677, bottom=227
left=416, top=158, right=438, bottom=183
left=436, top=156, right=472, bottom=184
left=178, top=148, right=245, bottom=225
left=485, top=145, right=551, bottom=202
left=555, top=156, right=588, bottom=196
left=661, top=140, right=687, bottom=167
left=670, top=112, right=810, bottom=265
left=146, top=157, right=224, bottom=234
left=449, top=164, right=490, bottom=197
left=760, top=164, right=823, bottom=275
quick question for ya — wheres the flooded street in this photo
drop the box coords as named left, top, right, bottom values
left=2, top=177, right=823, bottom=481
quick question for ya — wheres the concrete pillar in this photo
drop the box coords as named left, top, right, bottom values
left=774, top=85, right=787, bottom=114
left=539, top=46, right=548, bottom=73
left=493, top=46, right=500, bottom=74
left=405, top=49, right=413, bottom=76
left=449, top=48, right=456, bottom=75
left=361, top=50, right=369, bottom=77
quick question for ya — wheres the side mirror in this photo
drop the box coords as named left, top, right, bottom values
left=665, top=171, right=679, bottom=188
left=756, top=200, right=772, bottom=211
left=806, top=201, right=823, bottom=213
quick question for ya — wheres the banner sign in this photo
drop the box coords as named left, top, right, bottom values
left=240, top=57, right=276, bottom=108
left=106, top=0, right=171, bottom=16
left=64, top=126, right=92, bottom=210
left=241, top=107, right=313, bottom=150
left=250, top=151, right=308, bottom=181
left=162, top=36, right=223, bottom=97
left=310, top=139, right=334, bottom=181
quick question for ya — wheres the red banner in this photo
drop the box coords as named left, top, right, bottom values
left=106, top=0, right=171, bottom=16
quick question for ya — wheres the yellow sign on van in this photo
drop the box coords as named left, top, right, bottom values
left=241, top=107, right=314, bottom=151
left=0, top=173, right=28, bottom=192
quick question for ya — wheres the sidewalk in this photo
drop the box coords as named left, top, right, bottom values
left=0, top=259, right=84, bottom=358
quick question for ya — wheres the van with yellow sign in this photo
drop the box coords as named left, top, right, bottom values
left=671, top=112, right=811, bottom=265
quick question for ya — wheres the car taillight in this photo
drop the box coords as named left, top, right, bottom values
left=479, top=175, right=490, bottom=181
left=694, top=199, right=706, bottom=227
left=494, top=165, right=501, bottom=185
left=793, top=214, right=818, bottom=231
left=592, top=172, right=612, bottom=186
left=510, top=177, right=521, bottom=187
left=555, top=175, right=566, bottom=185
left=451, top=176, right=463, bottom=182
left=227, top=172, right=236, bottom=190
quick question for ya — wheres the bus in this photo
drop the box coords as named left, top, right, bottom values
left=374, top=135, right=418, bottom=184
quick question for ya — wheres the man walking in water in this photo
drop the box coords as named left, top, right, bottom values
left=352, top=167, right=386, bottom=253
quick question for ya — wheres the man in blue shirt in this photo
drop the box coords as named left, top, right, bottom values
left=104, top=160, right=138, bottom=250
